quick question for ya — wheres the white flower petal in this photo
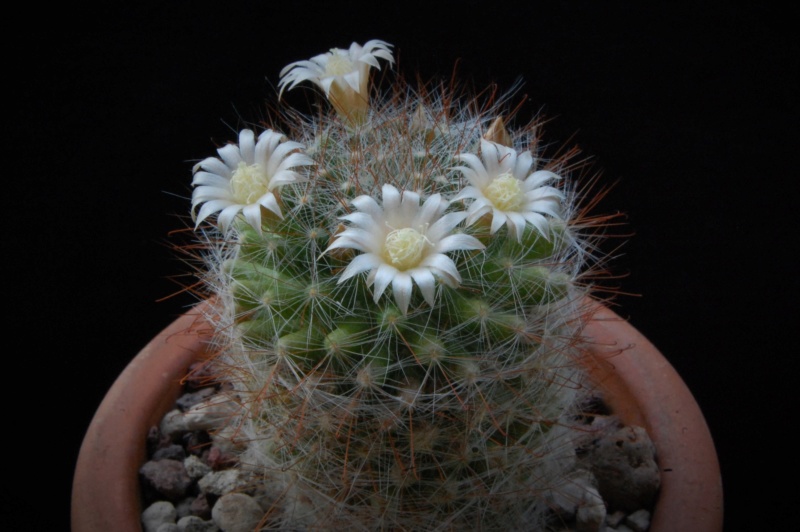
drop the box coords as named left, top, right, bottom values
left=465, top=199, right=492, bottom=225
left=319, top=77, right=336, bottom=96
left=329, top=183, right=479, bottom=312
left=391, top=273, right=413, bottom=314
left=409, top=268, right=436, bottom=307
left=242, top=203, right=264, bottom=232
left=193, top=156, right=231, bottom=177
left=454, top=155, right=490, bottom=185
left=451, top=185, right=481, bottom=203
left=420, top=254, right=461, bottom=285
left=454, top=140, right=564, bottom=236
left=276, top=151, right=314, bottom=173
left=435, top=233, right=485, bottom=254
left=523, top=212, right=550, bottom=236
left=278, top=40, right=393, bottom=104
left=339, top=253, right=382, bottom=282
left=381, top=184, right=401, bottom=212
left=217, top=144, right=242, bottom=169
left=524, top=170, right=561, bottom=189
left=238, top=130, right=256, bottom=163
left=525, top=199, right=561, bottom=219
left=339, top=212, right=375, bottom=229
left=490, top=211, right=508, bottom=234
left=350, top=194, right=383, bottom=220
left=326, top=227, right=376, bottom=253
left=495, top=144, right=517, bottom=172
left=217, top=204, right=245, bottom=234
left=190, top=129, right=310, bottom=233
left=372, top=264, right=398, bottom=303
left=257, top=192, right=282, bottom=218
left=505, top=212, right=527, bottom=239
left=526, top=186, right=564, bottom=202
left=269, top=169, right=305, bottom=189
left=192, top=185, right=233, bottom=204
left=194, top=199, right=234, bottom=227
left=342, top=70, right=362, bottom=93
left=514, top=151, right=534, bottom=179
left=480, top=140, right=502, bottom=175
left=416, top=193, right=446, bottom=227
left=191, top=171, right=230, bottom=189
left=398, top=189, right=421, bottom=223
left=427, top=211, right=467, bottom=241
left=267, top=142, right=304, bottom=175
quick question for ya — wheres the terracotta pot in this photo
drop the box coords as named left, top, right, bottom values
left=71, top=300, right=723, bottom=531
left=581, top=302, right=723, bottom=531
left=72, top=301, right=216, bottom=532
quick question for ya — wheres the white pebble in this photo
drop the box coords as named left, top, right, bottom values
left=211, top=493, right=264, bottom=532
left=142, top=501, right=176, bottom=532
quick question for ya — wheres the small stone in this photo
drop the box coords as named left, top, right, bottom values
left=209, top=424, right=246, bottom=454
left=147, top=425, right=172, bottom=455
left=198, top=469, right=250, bottom=496
left=190, top=493, right=212, bottom=519
left=177, top=514, right=220, bottom=531
left=185, top=454, right=212, bottom=479
left=211, top=493, right=264, bottom=532
left=183, top=393, right=238, bottom=431
left=160, top=409, right=190, bottom=438
left=184, top=361, right=218, bottom=391
left=575, top=485, right=606, bottom=532
left=546, top=469, right=599, bottom=519
left=140, top=459, right=194, bottom=501
left=205, top=446, right=237, bottom=470
left=154, top=444, right=187, bottom=461
left=580, top=425, right=660, bottom=512
left=184, top=430, right=212, bottom=457
left=175, top=497, right=194, bottom=520
left=142, top=501, right=177, bottom=532
left=176, top=387, right=218, bottom=411
left=625, top=509, right=651, bottom=532
left=605, top=510, right=627, bottom=528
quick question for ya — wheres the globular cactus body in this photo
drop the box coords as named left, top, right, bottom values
left=190, top=39, right=605, bottom=530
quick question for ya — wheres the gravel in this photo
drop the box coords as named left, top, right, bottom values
left=139, top=367, right=660, bottom=531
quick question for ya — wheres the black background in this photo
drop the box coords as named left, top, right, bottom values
left=12, top=2, right=795, bottom=530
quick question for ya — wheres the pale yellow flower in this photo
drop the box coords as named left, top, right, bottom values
left=326, top=185, right=484, bottom=314
left=453, top=139, right=564, bottom=239
left=191, top=129, right=313, bottom=234
left=278, top=40, right=394, bottom=123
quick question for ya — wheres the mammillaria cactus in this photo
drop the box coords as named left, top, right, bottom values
left=187, top=39, right=617, bottom=530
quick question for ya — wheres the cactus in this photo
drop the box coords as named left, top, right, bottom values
left=187, top=39, right=612, bottom=530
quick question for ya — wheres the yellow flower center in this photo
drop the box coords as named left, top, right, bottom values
left=325, top=52, right=355, bottom=77
left=230, top=162, right=269, bottom=204
left=384, top=227, right=427, bottom=270
left=484, top=173, right=525, bottom=211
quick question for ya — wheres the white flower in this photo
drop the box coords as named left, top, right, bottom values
left=278, top=40, right=394, bottom=122
left=326, top=184, right=484, bottom=314
left=453, top=138, right=564, bottom=239
left=191, top=129, right=313, bottom=234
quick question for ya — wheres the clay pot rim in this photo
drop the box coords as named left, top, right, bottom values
left=71, top=299, right=722, bottom=531
left=581, top=300, right=723, bottom=530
